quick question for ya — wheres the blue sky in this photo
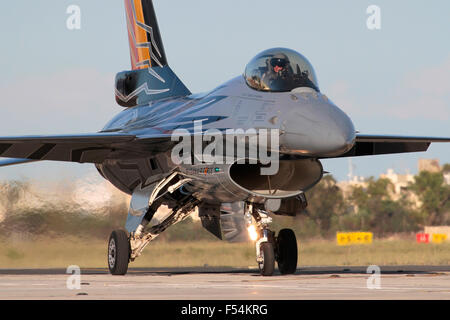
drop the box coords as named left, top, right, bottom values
left=0, top=0, right=449, bottom=182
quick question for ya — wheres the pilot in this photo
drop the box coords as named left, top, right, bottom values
left=261, top=53, right=295, bottom=90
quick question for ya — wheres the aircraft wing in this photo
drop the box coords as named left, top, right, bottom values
left=0, top=133, right=143, bottom=164
left=330, top=134, right=450, bottom=158
left=2, top=132, right=449, bottom=164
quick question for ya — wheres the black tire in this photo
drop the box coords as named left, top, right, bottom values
left=258, top=242, right=275, bottom=276
left=276, top=228, right=298, bottom=275
left=108, top=230, right=130, bottom=275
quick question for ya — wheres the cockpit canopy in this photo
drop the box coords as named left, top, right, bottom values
left=244, top=48, right=319, bottom=92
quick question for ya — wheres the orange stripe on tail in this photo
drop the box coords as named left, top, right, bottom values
left=125, top=0, right=151, bottom=70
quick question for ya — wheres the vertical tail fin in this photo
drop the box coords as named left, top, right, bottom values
left=117, top=0, right=191, bottom=107
left=124, top=0, right=168, bottom=70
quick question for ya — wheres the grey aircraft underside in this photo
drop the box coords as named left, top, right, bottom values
left=1, top=0, right=449, bottom=276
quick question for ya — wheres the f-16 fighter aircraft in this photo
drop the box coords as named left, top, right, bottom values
left=1, top=0, right=449, bottom=276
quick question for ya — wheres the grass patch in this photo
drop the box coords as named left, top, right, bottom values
left=1, top=237, right=449, bottom=269
left=5, top=248, right=25, bottom=260
left=299, top=239, right=450, bottom=266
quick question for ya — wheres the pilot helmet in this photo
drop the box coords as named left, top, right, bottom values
left=269, top=53, right=290, bottom=73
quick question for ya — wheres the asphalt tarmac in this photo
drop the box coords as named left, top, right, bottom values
left=0, top=266, right=449, bottom=300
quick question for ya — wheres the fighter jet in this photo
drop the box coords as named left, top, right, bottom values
left=1, top=0, right=449, bottom=276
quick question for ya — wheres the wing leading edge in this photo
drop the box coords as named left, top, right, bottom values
left=0, top=132, right=184, bottom=165
left=0, top=133, right=138, bottom=164
left=326, top=134, right=450, bottom=159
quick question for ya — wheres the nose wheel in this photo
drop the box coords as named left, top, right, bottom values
left=258, top=241, right=275, bottom=276
left=246, top=203, right=298, bottom=276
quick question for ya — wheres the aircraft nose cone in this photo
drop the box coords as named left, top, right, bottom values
left=280, top=101, right=355, bottom=157
left=324, top=124, right=355, bottom=155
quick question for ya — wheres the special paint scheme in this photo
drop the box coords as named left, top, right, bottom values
left=1, top=0, right=448, bottom=276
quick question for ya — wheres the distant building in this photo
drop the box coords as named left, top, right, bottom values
left=337, top=176, right=367, bottom=200
left=444, top=172, right=450, bottom=186
left=378, top=168, right=421, bottom=206
left=380, top=168, right=415, bottom=198
left=337, top=159, right=447, bottom=207
left=417, top=159, right=449, bottom=185
left=418, top=159, right=441, bottom=173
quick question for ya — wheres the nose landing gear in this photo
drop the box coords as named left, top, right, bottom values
left=245, top=203, right=298, bottom=276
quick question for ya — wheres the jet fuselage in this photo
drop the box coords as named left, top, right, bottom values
left=97, top=75, right=356, bottom=203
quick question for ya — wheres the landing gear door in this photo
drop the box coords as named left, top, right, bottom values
left=220, top=202, right=249, bottom=243
left=198, top=203, right=222, bottom=240
left=126, top=183, right=157, bottom=233
left=269, top=193, right=308, bottom=216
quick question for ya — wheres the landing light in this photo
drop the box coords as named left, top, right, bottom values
left=247, top=225, right=259, bottom=241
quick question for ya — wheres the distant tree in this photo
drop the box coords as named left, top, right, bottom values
left=367, top=177, right=394, bottom=199
left=409, top=171, right=450, bottom=226
left=442, top=163, right=450, bottom=173
left=348, top=178, right=419, bottom=235
left=304, top=175, right=346, bottom=237
left=347, top=184, right=370, bottom=230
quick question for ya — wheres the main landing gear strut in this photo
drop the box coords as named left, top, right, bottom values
left=107, top=197, right=199, bottom=275
left=245, top=203, right=298, bottom=276
left=107, top=173, right=199, bottom=276
left=107, top=196, right=198, bottom=276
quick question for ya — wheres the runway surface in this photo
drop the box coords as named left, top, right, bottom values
left=0, top=266, right=449, bottom=300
